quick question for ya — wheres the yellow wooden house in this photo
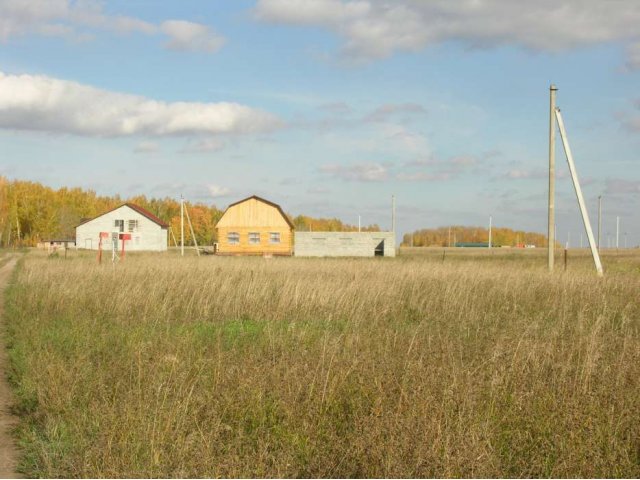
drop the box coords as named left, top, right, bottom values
left=216, top=195, right=294, bottom=255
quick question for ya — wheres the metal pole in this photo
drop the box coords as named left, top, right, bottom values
left=597, top=195, right=602, bottom=251
left=358, top=215, right=361, bottom=233
left=616, top=216, right=619, bottom=249
left=488, top=215, right=492, bottom=249
left=548, top=84, right=557, bottom=271
left=554, top=107, right=603, bottom=276
left=448, top=226, right=451, bottom=248
left=180, top=196, right=184, bottom=256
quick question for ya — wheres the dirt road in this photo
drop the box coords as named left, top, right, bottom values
left=0, top=255, right=20, bottom=478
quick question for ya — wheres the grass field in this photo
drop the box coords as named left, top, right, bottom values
left=3, top=247, right=640, bottom=477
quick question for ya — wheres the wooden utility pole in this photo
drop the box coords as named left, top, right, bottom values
left=548, top=84, right=557, bottom=271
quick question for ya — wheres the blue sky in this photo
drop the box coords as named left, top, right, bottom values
left=1, top=0, right=639, bottom=245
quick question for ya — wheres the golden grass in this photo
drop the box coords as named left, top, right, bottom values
left=4, top=248, right=640, bottom=477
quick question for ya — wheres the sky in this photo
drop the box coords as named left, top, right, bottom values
left=0, top=0, right=639, bottom=246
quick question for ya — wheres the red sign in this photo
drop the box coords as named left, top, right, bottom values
left=119, top=233, right=132, bottom=240
left=99, top=232, right=110, bottom=239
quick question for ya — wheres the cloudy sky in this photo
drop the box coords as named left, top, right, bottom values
left=1, top=0, right=639, bottom=245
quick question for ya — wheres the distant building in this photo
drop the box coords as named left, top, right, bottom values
left=36, top=239, right=76, bottom=252
left=76, top=203, right=168, bottom=251
left=294, top=231, right=396, bottom=257
left=216, top=196, right=294, bottom=255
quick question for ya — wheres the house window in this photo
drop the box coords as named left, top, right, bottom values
left=269, top=232, right=281, bottom=244
left=248, top=232, right=260, bottom=244
left=114, top=219, right=124, bottom=232
left=227, top=232, right=240, bottom=245
left=128, top=220, right=139, bottom=232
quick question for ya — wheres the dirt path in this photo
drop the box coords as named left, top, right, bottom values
left=0, top=255, right=21, bottom=479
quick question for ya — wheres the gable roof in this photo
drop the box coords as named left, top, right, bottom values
left=218, top=195, right=294, bottom=229
left=76, top=203, right=169, bottom=229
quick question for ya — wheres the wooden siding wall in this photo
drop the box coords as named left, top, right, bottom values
left=216, top=198, right=291, bottom=228
left=217, top=227, right=292, bottom=255
left=216, top=197, right=293, bottom=255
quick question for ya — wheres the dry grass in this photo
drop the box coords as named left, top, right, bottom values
left=3, top=248, right=640, bottom=477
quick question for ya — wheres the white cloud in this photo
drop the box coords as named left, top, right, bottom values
left=621, top=99, right=640, bottom=132
left=364, top=103, right=427, bottom=122
left=180, top=138, right=226, bottom=153
left=605, top=178, right=640, bottom=195
left=396, top=172, right=450, bottom=182
left=133, top=141, right=158, bottom=153
left=0, top=0, right=224, bottom=53
left=254, top=0, right=370, bottom=25
left=161, top=20, right=224, bottom=53
left=208, top=185, right=231, bottom=198
left=320, top=163, right=388, bottom=182
left=503, top=169, right=546, bottom=180
left=627, top=43, right=640, bottom=70
left=0, top=71, right=282, bottom=137
left=254, top=0, right=640, bottom=66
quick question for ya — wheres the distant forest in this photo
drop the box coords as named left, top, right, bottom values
left=0, top=177, right=380, bottom=247
left=402, top=226, right=549, bottom=248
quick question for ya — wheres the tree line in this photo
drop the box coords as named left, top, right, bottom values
left=402, top=226, right=549, bottom=248
left=0, top=177, right=380, bottom=247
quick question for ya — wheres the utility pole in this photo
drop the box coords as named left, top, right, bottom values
left=391, top=195, right=396, bottom=234
left=448, top=226, right=451, bottom=248
left=555, top=107, right=603, bottom=276
left=488, top=215, right=492, bottom=249
left=597, top=195, right=602, bottom=251
left=184, top=200, right=200, bottom=256
left=180, top=195, right=184, bottom=257
left=616, top=216, right=620, bottom=249
left=391, top=195, right=396, bottom=252
left=548, top=84, right=558, bottom=271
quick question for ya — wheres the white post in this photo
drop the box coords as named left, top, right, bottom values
left=448, top=226, right=451, bottom=248
left=616, top=216, right=620, bottom=249
left=391, top=195, right=396, bottom=252
left=548, top=84, right=557, bottom=271
left=555, top=107, right=603, bottom=276
left=488, top=215, right=492, bottom=249
left=391, top=195, right=396, bottom=233
left=597, top=195, right=602, bottom=251
left=358, top=215, right=361, bottom=233
left=184, top=201, right=200, bottom=256
left=180, top=196, right=184, bottom=257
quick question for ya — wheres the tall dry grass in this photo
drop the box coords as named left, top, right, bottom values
left=4, top=249, right=640, bottom=477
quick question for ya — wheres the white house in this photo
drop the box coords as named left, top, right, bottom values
left=76, top=203, right=168, bottom=252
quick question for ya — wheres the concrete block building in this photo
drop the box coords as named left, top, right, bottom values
left=76, top=203, right=168, bottom=251
left=294, top=231, right=396, bottom=257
